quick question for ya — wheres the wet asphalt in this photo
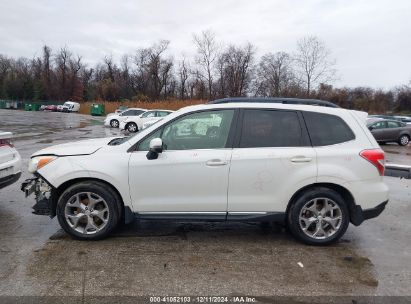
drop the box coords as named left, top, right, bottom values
left=0, top=109, right=410, bottom=302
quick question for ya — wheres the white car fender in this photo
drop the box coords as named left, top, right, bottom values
left=38, top=151, right=134, bottom=210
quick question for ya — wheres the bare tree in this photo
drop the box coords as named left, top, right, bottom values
left=255, top=51, right=294, bottom=97
left=42, top=45, right=52, bottom=99
left=178, top=56, right=189, bottom=99
left=193, top=30, right=219, bottom=99
left=217, top=43, right=255, bottom=97
left=55, top=46, right=72, bottom=99
left=294, top=36, right=336, bottom=96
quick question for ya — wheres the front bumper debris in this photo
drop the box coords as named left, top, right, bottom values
left=21, top=177, right=54, bottom=217
left=351, top=200, right=388, bottom=226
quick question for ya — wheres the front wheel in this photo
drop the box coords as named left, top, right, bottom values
left=287, top=187, right=349, bottom=245
left=56, top=181, right=121, bottom=240
left=398, top=135, right=410, bottom=146
left=126, top=122, right=138, bottom=133
left=110, top=119, right=119, bottom=128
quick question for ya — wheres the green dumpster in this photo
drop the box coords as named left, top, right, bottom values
left=24, top=103, right=33, bottom=111
left=32, top=104, right=41, bottom=111
left=91, top=103, right=105, bottom=116
left=0, top=101, right=6, bottom=109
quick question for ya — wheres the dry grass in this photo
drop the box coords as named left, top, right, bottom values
left=78, top=99, right=206, bottom=115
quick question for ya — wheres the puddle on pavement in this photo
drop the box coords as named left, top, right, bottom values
left=25, top=222, right=379, bottom=296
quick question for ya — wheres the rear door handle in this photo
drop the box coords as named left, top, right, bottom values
left=290, top=156, right=312, bottom=163
left=206, top=159, right=228, bottom=166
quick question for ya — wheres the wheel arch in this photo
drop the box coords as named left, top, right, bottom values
left=51, top=177, right=131, bottom=224
left=286, top=182, right=356, bottom=223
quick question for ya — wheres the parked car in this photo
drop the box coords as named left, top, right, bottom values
left=103, top=108, right=147, bottom=128
left=22, top=99, right=388, bottom=245
left=393, top=115, right=411, bottom=125
left=62, top=101, right=80, bottom=113
left=44, top=105, right=58, bottom=112
left=0, top=132, right=22, bottom=190
left=367, top=118, right=411, bottom=146
left=120, top=109, right=174, bottom=133
left=39, top=105, right=47, bottom=111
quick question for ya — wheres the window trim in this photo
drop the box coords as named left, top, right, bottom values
left=128, top=108, right=240, bottom=152
left=232, top=108, right=311, bottom=149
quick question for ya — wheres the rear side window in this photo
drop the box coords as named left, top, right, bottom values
left=303, top=112, right=355, bottom=146
left=239, top=110, right=303, bottom=148
left=387, top=121, right=401, bottom=128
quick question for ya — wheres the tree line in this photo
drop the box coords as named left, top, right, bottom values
left=0, top=31, right=410, bottom=113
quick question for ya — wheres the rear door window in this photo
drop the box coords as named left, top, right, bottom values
left=387, top=121, right=401, bottom=128
left=239, top=110, right=304, bottom=148
left=303, top=112, right=355, bottom=146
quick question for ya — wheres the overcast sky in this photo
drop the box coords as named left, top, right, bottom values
left=0, top=0, right=410, bottom=89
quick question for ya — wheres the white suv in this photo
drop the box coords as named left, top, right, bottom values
left=22, top=101, right=388, bottom=245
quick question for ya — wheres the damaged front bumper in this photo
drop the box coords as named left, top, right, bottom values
left=21, top=177, right=55, bottom=217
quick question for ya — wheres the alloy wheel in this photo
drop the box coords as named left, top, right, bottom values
left=127, top=123, right=137, bottom=132
left=64, top=192, right=110, bottom=234
left=298, top=197, right=342, bottom=240
left=400, top=135, right=409, bottom=146
left=110, top=120, right=119, bottom=128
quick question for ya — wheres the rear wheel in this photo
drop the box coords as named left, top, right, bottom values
left=398, top=135, right=410, bottom=146
left=126, top=122, right=138, bottom=133
left=56, top=181, right=121, bottom=240
left=110, top=119, right=119, bottom=128
left=287, top=187, right=349, bottom=245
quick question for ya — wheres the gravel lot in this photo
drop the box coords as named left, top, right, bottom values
left=0, top=109, right=410, bottom=302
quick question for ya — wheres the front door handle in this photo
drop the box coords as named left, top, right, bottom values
left=206, top=159, right=228, bottom=166
left=290, top=156, right=313, bottom=163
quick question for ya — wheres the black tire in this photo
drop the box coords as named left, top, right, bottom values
left=398, top=134, right=410, bottom=146
left=56, top=181, right=121, bottom=240
left=126, top=122, right=138, bottom=133
left=287, top=187, right=350, bottom=245
left=110, top=119, right=119, bottom=128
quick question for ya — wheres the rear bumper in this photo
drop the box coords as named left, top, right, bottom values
left=351, top=200, right=388, bottom=226
left=0, top=171, right=22, bottom=190
left=119, top=121, right=127, bottom=130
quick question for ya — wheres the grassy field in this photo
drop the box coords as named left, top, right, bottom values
left=78, top=99, right=206, bottom=115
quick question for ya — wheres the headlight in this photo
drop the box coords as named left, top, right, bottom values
left=28, top=156, right=58, bottom=173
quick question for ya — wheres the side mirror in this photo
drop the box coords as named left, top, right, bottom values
left=146, top=138, right=163, bottom=160
left=368, top=126, right=374, bottom=131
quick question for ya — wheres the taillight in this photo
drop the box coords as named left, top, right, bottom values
left=360, top=149, right=385, bottom=176
left=0, top=138, right=14, bottom=148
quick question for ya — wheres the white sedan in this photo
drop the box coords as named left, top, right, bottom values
left=104, top=108, right=147, bottom=128
left=120, top=109, right=174, bottom=132
left=0, top=132, right=22, bottom=190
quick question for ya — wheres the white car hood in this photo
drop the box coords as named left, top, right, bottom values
left=32, top=137, right=118, bottom=157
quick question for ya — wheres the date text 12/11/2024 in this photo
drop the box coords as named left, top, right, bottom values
left=149, top=296, right=257, bottom=303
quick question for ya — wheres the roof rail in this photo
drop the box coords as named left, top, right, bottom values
left=208, top=97, right=339, bottom=108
